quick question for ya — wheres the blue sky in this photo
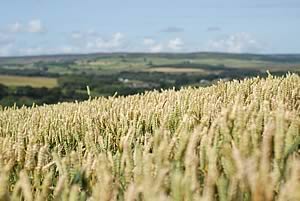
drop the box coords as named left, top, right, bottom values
left=0, top=0, right=299, bottom=56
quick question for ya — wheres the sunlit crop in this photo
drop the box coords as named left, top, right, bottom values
left=0, top=74, right=299, bottom=201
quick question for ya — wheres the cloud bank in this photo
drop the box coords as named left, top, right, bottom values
left=206, top=32, right=265, bottom=53
left=8, top=19, right=46, bottom=34
left=143, top=37, right=185, bottom=52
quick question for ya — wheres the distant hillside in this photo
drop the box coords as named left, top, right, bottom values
left=1, top=52, right=300, bottom=107
left=1, top=52, right=300, bottom=65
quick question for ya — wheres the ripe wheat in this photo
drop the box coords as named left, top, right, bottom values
left=0, top=74, right=299, bottom=201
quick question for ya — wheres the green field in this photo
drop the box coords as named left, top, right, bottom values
left=0, top=52, right=300, bottom=107
left=2, top=53, right=300, bottom=76
left=0, top=75, right=58, bottom=88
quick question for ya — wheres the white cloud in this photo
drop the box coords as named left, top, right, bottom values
left=0, top=29, right=127, bottom=56
left=0, top=33, right=15, bottom=56
left=0, top=21, right=47, bottom=56
left=0, top=33, right=13, bottom=45
left=110, top=32, right=124, bottom=48
left=143, top=38, right=155, bottom=46
left=86, top=29, right=98, bottom=36
left=168, top=38, right=184, bottom=51
left=71, top=32, right=83, bottom=40
left=16, top=46, right=79, bottom=56
left=207, top=32, right=264, bottom=53
left=149, top=44, right=164, bottom=52
left=85, top=32, right=125, bottom=51
left=68, top=31, right=126, bottom=52
left=71, top=29, right=99, bottom=40
left=27, top=19, right=45, bottom=33
left=6, top=19, right=46, bottom=34
left=143, top=37, right=185, bottom=52
left=19, top=47, right=45, bottom=55
left=0, top=44, right=14, bottom=57
left=143, top=38, right=164, bottom=52
left=8, top=22, right=23, bottom=33
left=60, top=46, right=77, bottom=54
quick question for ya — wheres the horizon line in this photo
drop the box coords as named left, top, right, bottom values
left=1, top=51, right=300, bottom=59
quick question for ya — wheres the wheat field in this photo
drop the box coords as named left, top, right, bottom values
left=0, top=74, right=299, bottom=201
left=0, top=75, right=58, bottom=88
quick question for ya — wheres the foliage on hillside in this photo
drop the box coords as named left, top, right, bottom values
left=0, top=74, right=299, bottom=201
left=1, top=52, right=300, bottom=107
